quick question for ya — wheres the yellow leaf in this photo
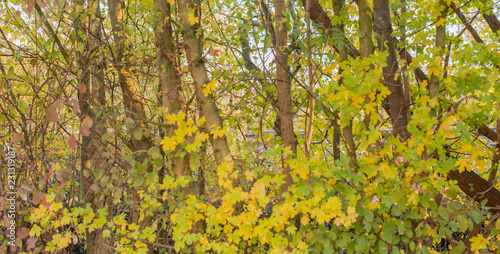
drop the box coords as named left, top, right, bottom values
left=474, top=159, right=487, bottom=174
left=416, top=143, right=425, bottom=156
left=60, top=210, right=72, bottom=226
left=455, top=158, right=470, bottom=173
left=491, top=241, right=499, bottom=251
left=436, top=18, right=446, bottom=27
left=188, top=11, right=199, bottom=25
left=58, top=232, right=73, bottom=249
left=470, top=234, right=490, bottom=252
left=160, top=136, right=177, bottom=151
left=421, top=80, right=428, bottom=88
left=210, top=125, right=228, bottom=138
left=203, top=79, right=217, bottom=96
left=461, top=144, right=473, bottom=153
left=30, top=224, right=42, bottom=237
left=197, top=116, right=206, bottom=125
left=327, top=93, right=336, bottom=103
left=34, top=205, right=48, bottom=220
left=120, top=69, right=130, bottom=76
left=323, top=65, right=334, bottom=73
left=166, top=113, right=177, bottom=124
left=46, top=193, right=56, bottom=203
left=51, top=202, right=63, bottom=211
left=351, top=95, right=364, bottom=109
left=300, top=215, right=310, bottom=226
left=167, top=0, right=174, bottom=4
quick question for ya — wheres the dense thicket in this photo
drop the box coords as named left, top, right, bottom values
left=1, top=0, right=500, bottom=253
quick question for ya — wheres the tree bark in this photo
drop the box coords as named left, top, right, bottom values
left=482, top=8, right=500, bottom=35
left=74, top=0, right=108, bottom=252
left=108, top=0, right=152, bottom=157
left=303, top=0, right=359, bottom=58
left=154, top=0, right=203, bottom=235
left=400, top=0, right=411, bottom=110
left=332, top=0, right=357, bottom=168
left=429, top=0, right=447, bottom=117
left=357, top=0, right=374, bottom=58
left=108, top=2, right=156, bottom=252
left=373, top=0, right=410, bottom=139
left=274, top=0, right=296, bottom=190
left=449, top=2, right=484, bottom=43
left=448, top=169, right=500, bottom=214
left=177, top=0, right=235, bottom=184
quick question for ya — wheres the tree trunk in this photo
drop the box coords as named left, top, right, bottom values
left=429, top=0, right=446, bottom=117
left=108, top=0, right=152, bottom=158
left=373, top=0, right=410, bottom=139
left=108, top=0, right=156, bottom=252
left=74, top=0, right=108, bottom=252
left=274, top=0, right=296, bottom=190
left=332, top=0, right=357, bottom=168
left=177, top=0, right=236, bottom=190
left=154, top=0, right=204, bottom=235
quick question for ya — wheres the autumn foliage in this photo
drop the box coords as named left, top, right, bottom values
left=1, top=0, right=500, bottom=253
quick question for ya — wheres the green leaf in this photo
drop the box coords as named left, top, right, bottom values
left=134, top=127, right=143, bottom=140
left=134, top=175, right=144, bottom=187
left=470, top=210, right=482, bottom=224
